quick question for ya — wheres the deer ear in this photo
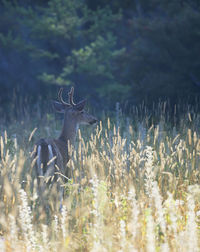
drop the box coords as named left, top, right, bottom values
left=52, top=101, right=66, bottom=113
left=75, top=99, right=86, bottom=111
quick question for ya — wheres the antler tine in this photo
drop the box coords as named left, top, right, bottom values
left=68, top=87, right=76, bottom=106
left=58, top=88, right=69, bottom=105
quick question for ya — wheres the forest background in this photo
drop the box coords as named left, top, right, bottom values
left=1, top=0, right=200, bottom=117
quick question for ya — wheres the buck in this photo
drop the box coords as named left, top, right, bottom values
left=35, top=87, right=97, bottom=193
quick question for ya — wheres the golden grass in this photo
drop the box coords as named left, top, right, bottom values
left=0, top=104, right=200, bottom=251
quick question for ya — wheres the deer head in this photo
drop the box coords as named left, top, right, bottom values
left=35, top=87, right=97, bottom=202
left=52, top=87, right=98, bottom=126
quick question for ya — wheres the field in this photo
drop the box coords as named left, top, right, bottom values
left=0, top=101, right=200, bottom=251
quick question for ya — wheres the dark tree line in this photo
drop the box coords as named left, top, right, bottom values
left=1, top=0, right=200, bottom=113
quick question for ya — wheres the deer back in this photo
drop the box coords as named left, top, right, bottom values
left=35, top=138, right=69, bottom=181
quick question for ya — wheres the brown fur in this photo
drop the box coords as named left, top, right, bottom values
left=34, top=87, right=97, bottom=194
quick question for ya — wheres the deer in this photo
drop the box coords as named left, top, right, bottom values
left=34, top=87, right=97, bottom=200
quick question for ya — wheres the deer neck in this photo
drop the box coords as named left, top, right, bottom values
left=58, top=115, right=79, bottom=146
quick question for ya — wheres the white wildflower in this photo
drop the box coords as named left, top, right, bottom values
left=146, top=212, right=156, bottom=252
left=18, top=189, right=36, bottom=250
left=186, top=194, right=198, bottom=252
left=61, top=205, right=67, bottom=240
left=144, top=146, right=155, bottom=198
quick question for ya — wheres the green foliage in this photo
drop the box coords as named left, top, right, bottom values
left=1, top=0, right=200, bottom=109
left=12, top=0, right=124, bottom=103
left=118, top=2, right=200, bottom=102
left=61, top=35, right=124, bottom=82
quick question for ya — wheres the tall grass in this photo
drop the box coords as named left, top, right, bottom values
left=0, top=101, right=200, bottom=251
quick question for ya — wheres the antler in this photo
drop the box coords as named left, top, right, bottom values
left=58, top=88, right=70, bottom=105
left=68, top=87, right=76, bottom=106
